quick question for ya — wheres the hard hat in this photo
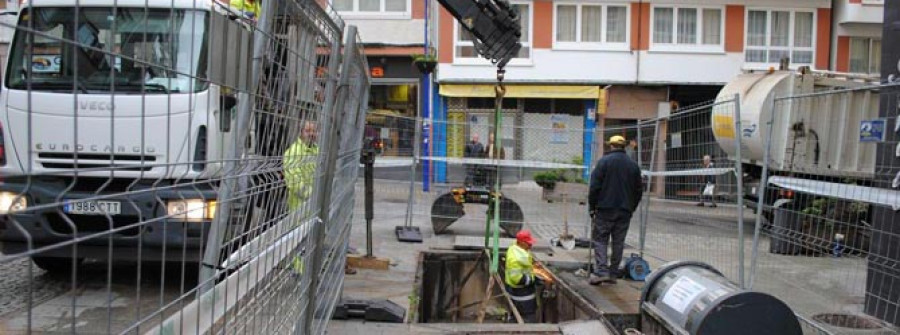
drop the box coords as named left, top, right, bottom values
left=607, top=135, right=626, bottom=146
left=516, top=230, right=535, bottom=246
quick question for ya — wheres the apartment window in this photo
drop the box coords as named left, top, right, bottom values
left=554, top=4, right=628, bottom=49
left=455, top=3, right=531, bottom=61
left=745, top=10, right=814, bottom=65
left=331, top=0, right=408, bottom=16
left=651, top=6, right=723, bottom=51
left=850, top=38, right=881, bottom=74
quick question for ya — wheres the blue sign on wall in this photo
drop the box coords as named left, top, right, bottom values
left=860, top=119, right=886, bottom=142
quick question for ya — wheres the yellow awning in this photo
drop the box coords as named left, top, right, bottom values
left=439, top=84, right=600, bottom=99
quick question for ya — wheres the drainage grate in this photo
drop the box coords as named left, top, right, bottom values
left=812, top=313, right=885, bottom=330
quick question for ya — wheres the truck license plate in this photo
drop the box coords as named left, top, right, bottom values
left=64, top=200, right=121, bottom=215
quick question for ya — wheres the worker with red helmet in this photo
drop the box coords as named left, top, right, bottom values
left=505, top=230, right=542, bottom=323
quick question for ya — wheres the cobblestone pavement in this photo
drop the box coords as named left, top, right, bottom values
left=0, top=253, right=67, bottom=317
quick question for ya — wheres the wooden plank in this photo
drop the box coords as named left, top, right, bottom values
left=346, top=254, right=390, bottom=270
left=475, top=275, right=495, bottom=323
left=492, top=272, right=524, bottom=324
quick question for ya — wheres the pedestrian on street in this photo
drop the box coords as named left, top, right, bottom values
left=482, top=132, right=506, bottom=189
left=588, top=135, right=643, bottom=285
left=696, top=155, right=717, bottom=208
left=505, top=230, right=541, bottom=323
left=464, top=133, right=484, bottom=186
left=625, top=139, right=638, bottom=162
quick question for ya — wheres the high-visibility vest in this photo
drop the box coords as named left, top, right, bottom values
left=284, top=139, right=319, bottom=211
left=230, top=0, right=261, bottom=19
left=505, top=244, right=534, bottom=288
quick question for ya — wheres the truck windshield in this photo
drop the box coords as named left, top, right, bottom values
left=5, top=7, right=208, bottom=94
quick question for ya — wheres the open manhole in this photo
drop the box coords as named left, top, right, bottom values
left=812, top=313, right=885, bottom=330
left=413, top=251, right=606, bottom=324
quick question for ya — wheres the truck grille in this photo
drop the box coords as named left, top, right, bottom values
left=38, top=153, right=156, bottom=172
left=46, top=213, right=143, bottom=237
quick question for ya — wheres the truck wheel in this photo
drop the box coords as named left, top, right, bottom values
left=31, top=257, right=84, bottom=275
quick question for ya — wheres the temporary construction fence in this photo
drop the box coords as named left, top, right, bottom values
left=370, top=78, right=900, bottom=334
left=632, top=97, right=750, bottom=285
left=748, top=82, right=900, bottom=334
left=0, top=0, right=368, bottom=334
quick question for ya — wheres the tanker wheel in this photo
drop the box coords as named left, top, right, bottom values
left=431, top=193, right=464, bottom=234
left=498, top=197, right=525, bottom=237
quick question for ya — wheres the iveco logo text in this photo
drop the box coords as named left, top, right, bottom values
left=79, top=101, right=115, bottom=111
left=35, top=143, right=156, bottom=153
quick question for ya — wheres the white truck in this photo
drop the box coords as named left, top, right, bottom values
left=712, top=69, right=880, bottom=213
left=0, top=0, right=257, bottom=272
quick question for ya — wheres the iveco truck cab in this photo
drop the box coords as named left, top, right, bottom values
left=0, top=0, right=253, bottom=272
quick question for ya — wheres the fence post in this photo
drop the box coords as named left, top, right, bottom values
left=732, top=94, right=746, bottom=288
left=198, top=0, right=275, bottom=293
left=303, top=26, right=357, bottom=334
left=636, top=123, right=645, bottom=258
left=749, top=97, right=777, bottom=290
left=639, top=120, right=661, bottom=257
left=405, top=117, right=421, bottom=228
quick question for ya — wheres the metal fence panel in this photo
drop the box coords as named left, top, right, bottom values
left=635, top=98, right=750, bottom=284
left=0, top=0, right=367, bottom=333
left=749, top=82, right=900, bottom=334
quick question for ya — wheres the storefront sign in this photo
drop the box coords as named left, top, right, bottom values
left=597, top=88, right=609, bottom=117
left=551, top=114, right=569, bottom=144
left=447, top=112, right=466, bottom=157
left=371, top=66, right=384, bottom=78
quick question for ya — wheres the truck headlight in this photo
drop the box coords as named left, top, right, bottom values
left=0, top=192, right=27, bottom=214
left=166, top=199, right=216, bottom=221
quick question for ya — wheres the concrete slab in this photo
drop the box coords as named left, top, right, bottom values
left=328, top=321, right=562, bottom=334
left=559, top=320, right=615, bottom=335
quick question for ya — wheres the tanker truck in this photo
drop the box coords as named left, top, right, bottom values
left=711, top=68, right=880, bottom=219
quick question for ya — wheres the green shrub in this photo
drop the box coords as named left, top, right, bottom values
left=534, top=156, right=587, bottom=188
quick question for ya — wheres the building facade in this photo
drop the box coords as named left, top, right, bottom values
left=335, top=0, right=430, bottom=157
left=428, top=0, right=883, bottom=181
left=832, top=0, right=883, bottom=74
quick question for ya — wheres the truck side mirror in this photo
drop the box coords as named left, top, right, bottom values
left=221, top=95, right=237, bottom=111
left=219, top=95, right=237, bottom=132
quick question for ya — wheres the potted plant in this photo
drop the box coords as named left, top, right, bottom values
left=798, top=194, right=870, bottom=256
left=534, top=157, right=588, bottom=205
left=412, top=52, right=437, bottom=74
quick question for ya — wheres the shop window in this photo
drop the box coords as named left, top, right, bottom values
left=523, top=99, right=584, bottom=115
left=467, top=97, right=518, bottom=109
left=524, top=99, right=552, bottom=113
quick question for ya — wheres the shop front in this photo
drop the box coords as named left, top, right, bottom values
left=365, top=55, right=422, bottom=157
left=434, top=84, right=602, bottom=183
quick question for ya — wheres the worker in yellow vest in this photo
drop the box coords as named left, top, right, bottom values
left=229, top=0, right=261, bottom=20
left=505, top=230, right=540, bottom=323
left=286, top=121, right=318, bottom=276
left=284, top=121, right=319, bottom=214
left=286, top=120, right=356, bottom=276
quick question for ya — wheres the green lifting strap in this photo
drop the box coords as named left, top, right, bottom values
left=488, top=69, right=506, bottom=274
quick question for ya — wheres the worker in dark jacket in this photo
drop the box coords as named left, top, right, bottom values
left=588, top=135, right=643, bottom=285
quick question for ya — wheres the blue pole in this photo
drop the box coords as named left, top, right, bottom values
left=435, top=90, right=447, bottom=183
left=583, top=100, right=597, bottom=181
left=422, top=0, right=431, bottom=192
